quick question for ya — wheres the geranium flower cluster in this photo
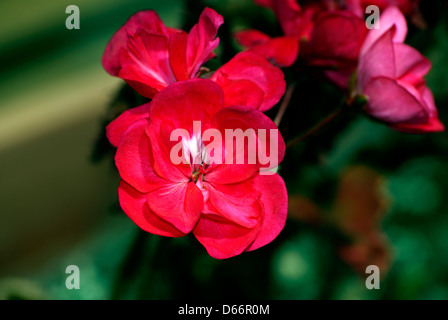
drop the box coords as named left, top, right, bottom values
left=102, top=1, right=444, bottom=259
left=103, top=8, right=287, bottom=259
left=237, top=0, right=444, bottom=132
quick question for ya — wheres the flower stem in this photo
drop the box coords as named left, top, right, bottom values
left=274, top=82, right=296, bottom=127
left=286, top=107, right=343, bottom=149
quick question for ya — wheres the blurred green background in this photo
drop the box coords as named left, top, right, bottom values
left=0, top=0, right=447, bottom=300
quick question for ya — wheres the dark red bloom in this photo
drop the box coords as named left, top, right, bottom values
left=302, top=10, right=368, bottom=88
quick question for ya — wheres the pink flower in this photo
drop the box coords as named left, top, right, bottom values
left=356, top=7, right=444, bottom=133
left=102, top=8, right=285, bottom=112
left=107, top=79, right=287, bottom=259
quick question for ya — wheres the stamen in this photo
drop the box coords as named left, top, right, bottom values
left=182, top=134, right=209, bottom=181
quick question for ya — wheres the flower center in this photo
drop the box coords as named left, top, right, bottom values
left=182, top=134, right=209, bottom=183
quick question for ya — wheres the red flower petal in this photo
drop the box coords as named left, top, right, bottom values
left=235, top=30, right=299, bottom=67
left=146, top=181, right=204, bottom=235
left=246, top=174, right=288, bottom=251
left=206, top=106, right=285, bottom=184
left=307, top=11, right=367, bottom=63
left=254, top=37, right=299, bottom=67
left=193, top=210, right=261, bottom=259
left=148, top=78, right=224, bottom=131
left=234, top=29, right=272, bottom=47
left=103, top=8, right=223, bottom=98
left=392, top=117, right=445, bottom=133
left=118, top=30, right=175, bottom=98
left=169, top=31, right=189, bottom=81
left=118, top=181, right=185, bottom=237
left=106, top=103, right=150, bottom=147
left=102, top=10, right=172, bottom=76
left=205, top=179, right=261, bottom=229
left=114, top=119, right=179, bottom=194
left=212, top=51, right=286, bottom=112
left=213, top=77, right=264, bottom=110
left=305, top=11, right=367, bottom=84
left=145, top=118, right=192, bottom=182
left=186, top=7, right=224, bottom=77
left=145, top=79, right=224, bottom=181
left=269, top=0, right=304, bottom=37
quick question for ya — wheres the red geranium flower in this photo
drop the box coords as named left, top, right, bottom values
left=356, top=7, right=444, bottom=133
left=102, top=8, right=223, bottom=98
left=102, top=8, right=285, bottom=112
left=107, top=79, right=287, bottom=259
